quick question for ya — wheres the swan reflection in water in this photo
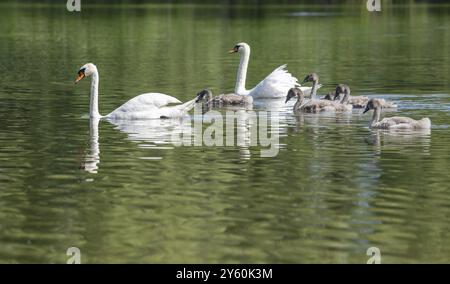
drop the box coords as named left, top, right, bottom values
left=366, top=128, right=432, bottom=156
left=108, top=115, right=193, bottom=146
left=80, top=118, right=101, bottom=174
left=80, top=108, right=282, bottom=172
left=79, top=117, right=192, bottom=173
left=80, top=116, right=194, bottom=173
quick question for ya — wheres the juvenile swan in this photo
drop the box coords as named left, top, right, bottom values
left=363, top=98, right=431, bottom=129
left=229, top=42, right=318, bottom=99
left=75, top=63, right=202, bottom=120
left=285, top=87, right=351, bottom=113
left=301, top=75, right=351, bottom=111
left=301, top=73, right=322, bottom=100
left=303, top=77, right=353, bottom=112
left=333, top=84, right=397, bottom=109
left=199, top=89, right=253, bottom=107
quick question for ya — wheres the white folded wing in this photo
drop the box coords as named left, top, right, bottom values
left=248, top=65, right=317, bottom=99
left=106, top=93, right=186, bottom=120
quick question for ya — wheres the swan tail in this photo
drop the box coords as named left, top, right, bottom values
left=419, top=118, right=431, bottom=129
left=268, top=64, right=299, bottom=88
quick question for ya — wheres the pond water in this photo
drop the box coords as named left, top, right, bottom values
left=0, top=2, right=449, bottom=263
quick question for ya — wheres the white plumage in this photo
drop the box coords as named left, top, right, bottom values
left=230, top=42, right=317, bottom=99
left=75, top=63, right=200, bottom=120
left=248, top=65, right=314, bottom=99
left=106, top=93, right=197, bottom=120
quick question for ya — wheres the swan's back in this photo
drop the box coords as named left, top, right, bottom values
left=113, top=93, right=181, bottom=110
left=210, top=93, right=253, bottom=106
left=348, top=96, right=369, bottom=108
left=128, top=93, right=182, bottom=108
left=379, top=99, right=398, bottom=109
left=375, top=116, right=431, bottom=129
left=349, top=97, right=397, bottom=109
left=107, top=93, right=183, bottom=120
left=303, top=99, right=352, bottom=113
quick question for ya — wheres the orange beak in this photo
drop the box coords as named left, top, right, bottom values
left=75, top=72, right=85, bottom=83
left=228, top=48, right=238, bottom=54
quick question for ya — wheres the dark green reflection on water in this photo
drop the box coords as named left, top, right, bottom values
left=0, top=2, right=449, bottom=263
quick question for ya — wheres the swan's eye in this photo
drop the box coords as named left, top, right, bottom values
left=229, top=45, right=240, bottom=54
left=77, top=68, right=86, bottom=77
left=75, top=68, right=86, bottom=83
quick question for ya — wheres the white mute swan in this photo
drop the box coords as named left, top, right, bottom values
left=363, top=98, right=431, bottom=129
left=228, top=42, right=317, bottom=99
left=285, top=87, right=352, bottom=113
left=75, top=63, right=203, bottom=120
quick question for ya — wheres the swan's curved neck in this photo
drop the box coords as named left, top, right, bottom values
left=371, top=107, right=381, bottom=126
left=294, top=94, right=304, bottom=111
left=311, top=80, right=318, bottom=100
left=90, top=68, right=102, bottom=119
left=340, top=90, right=350, bottom=104
left=235, top=47, right=250, bottom=95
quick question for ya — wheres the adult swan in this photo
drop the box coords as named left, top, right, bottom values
left=229, top=42, right=316, bottom=99
left=75, top=63, right=203, bottom=120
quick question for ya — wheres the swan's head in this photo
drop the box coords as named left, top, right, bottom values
left=363, top=98, right=382, bottom=114
left=324, top=92, right=334, bottom=100
left=285, top=87, right=303, bottom=104
left=75, top=63, right=97, bottom=83
left=228, top=42, right=250, bottom=54
left=301, top=73, right=319, bottom=84
left=195, top=89, right=213, bottom=103
left=334, top=84, right=350, bottom=96
left=333, top=84, right=351, bottom=102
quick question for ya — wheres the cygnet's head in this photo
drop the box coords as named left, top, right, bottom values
left=334, top=84, right=350, bottom=97
left=285, top=87, right=303, bottom=104
left=301, top=73, right=319, bottom=84
left=195, top=89, right=213, bottom=103
left=363, top=98, right=383, bottom=114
